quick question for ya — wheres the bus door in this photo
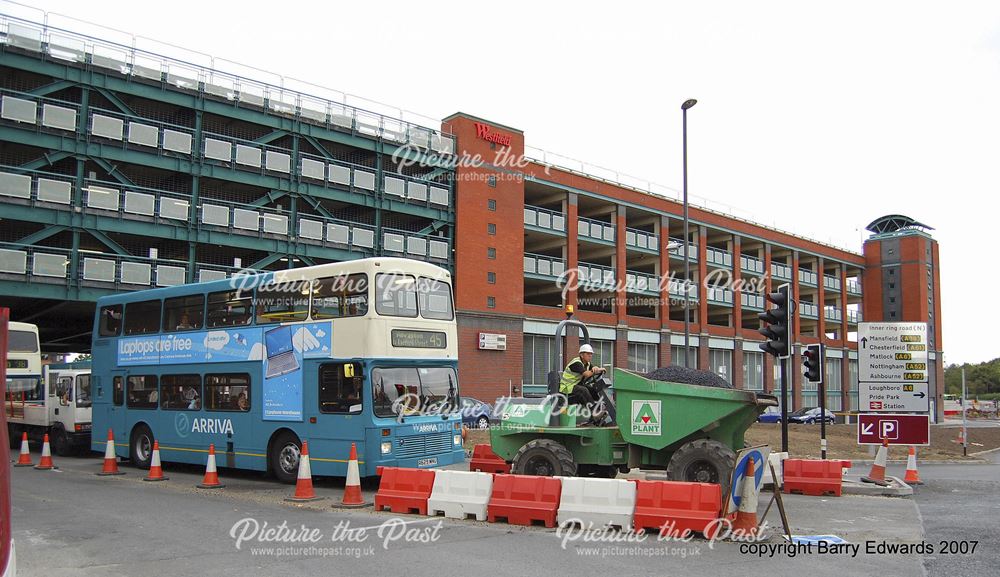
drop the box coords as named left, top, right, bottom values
left=108, top=370, right=127, bottom=442
left=310, top=361, right=365, bottom=475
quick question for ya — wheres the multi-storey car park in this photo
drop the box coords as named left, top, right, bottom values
left=0, top=10, right=945, bottom=419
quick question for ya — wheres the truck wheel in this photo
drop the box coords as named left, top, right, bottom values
left=512, top=439, right=577, bottom=477
left=269, top=431, right=301, bottom=485
left=666, top=439, right=736, bottom=496
left=51, top=428, right=72, bottom=457
left=130, top=424, right=154, bottom=470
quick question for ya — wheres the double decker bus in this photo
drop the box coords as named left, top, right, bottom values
left=4, top=321, right=42, bottom=444
left=91, top=257, right=464, bottom=482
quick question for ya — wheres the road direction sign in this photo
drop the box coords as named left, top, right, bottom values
left=859, top=322, right=928, bottom=383
left=860, top=381, right=929, bottom=412
left=857, top=414, right=930, bottom=446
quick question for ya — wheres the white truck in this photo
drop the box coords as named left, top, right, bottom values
left=5, top=321, right=92, bottom=455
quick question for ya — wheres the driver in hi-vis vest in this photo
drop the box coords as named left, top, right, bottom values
left=558, top=344, right=607, bottom=421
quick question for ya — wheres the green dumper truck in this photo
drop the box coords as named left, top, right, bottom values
left=489, top=317, right=777, bottom=493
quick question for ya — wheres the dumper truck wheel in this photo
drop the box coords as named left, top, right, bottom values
left=512, top=439, right=577, bottom=477
left=666, top=439, right=736, bottom=495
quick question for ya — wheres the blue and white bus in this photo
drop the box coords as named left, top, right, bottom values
left=90, top=258, right=464, bottom=482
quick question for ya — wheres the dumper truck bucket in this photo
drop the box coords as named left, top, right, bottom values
left=612, top=368, right=778, bottom=452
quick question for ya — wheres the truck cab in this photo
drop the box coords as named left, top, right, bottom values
left=45, top=363, right=92, bottom=455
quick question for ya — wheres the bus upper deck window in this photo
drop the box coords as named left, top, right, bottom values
left=124, top=300, right=162, bottom=335
left=99, top=305, right=122, bottom=337
left=255, top=283, right=309, bottom=324
left=207, top=290, right=253, bottom=328
left=375, top=274, right=417, bottom=318
left=97, top=305, right=122, bottom=337
left=164, top=295, right=205, bottom=332
left=417, top=277, right=454, bottom=321
left=312, top=274, right=368, bottom=319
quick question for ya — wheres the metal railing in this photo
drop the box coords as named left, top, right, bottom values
left=577, top=216, right=615, bottom=243
left=741, top=293, right=765, bottom=309
left=625, top=270, right=659, bottom=294
left=740, top=254, right=765, bottom=275
left=706, top=286, right=734, bottom=305
left=847, top=310, right=862, bottom=324
left=846, top=278, right=862, bottom=295
left=0, top=242, right=192, bottom=287
left=799, top=302, right=819, bottom=318
left=771, top=262, right=792, bottom=280
left=798, top=268, right=818, bottom=286
left=825, top=306, right=843, bottom=322
left=823, top=274, right=841, bottom=291
left=0, top=8, right=456, bottom=154
left=667, top=237, right=698, bottom=260
left=577, top=261, right=616, bottom=289
left=706, top=247, right=733, bottom=268
left=523, top=205, right=566, bottom=233
left=523, top=253, right=566, bottom=278
left=668, top=279, right=698, bottom=300
left=625, top=227, right=657, bottom=252
left=380, top=227, right=450, bottom=262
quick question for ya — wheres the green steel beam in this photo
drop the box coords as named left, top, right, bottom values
left=89, top=229, right=131, bottom=256
left=249, top=252, right=285, bottom=270
left=255, top=130, right=289, bottom=145
left=29, top=79, right=75, bottom=97
left=94, top=87, right=137, bottom=116
left=249, top=189, right=288, bottom=208
left=417, top=220, right=448, bottom=236
left=299, top=196, right=337, bottom=220
left=16, top=225, right=67, bottom=246
left=14, top=151, right=73, bottom=173
left=301, top=135, right=334, bottom=160
left=1, top=128, right=451, bottom=222
left=91, top=157, right=136, bottom=187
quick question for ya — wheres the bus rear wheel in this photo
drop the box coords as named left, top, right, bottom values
left=130, top=425, right=154, bottom=470
left=269, top=432, right=301, bottom=484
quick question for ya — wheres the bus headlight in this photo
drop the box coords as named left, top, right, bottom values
left=381, top=442, right=392, bottom=455
left=453, top=435, right=462, bottom=446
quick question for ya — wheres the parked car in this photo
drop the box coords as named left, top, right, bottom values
left=789, top=407, right=836, bottom=424
left=460, top=397, right=493, bottom=429
left=757, top=406, right=782, bottom=423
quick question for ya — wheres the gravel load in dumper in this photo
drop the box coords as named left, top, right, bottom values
left=644, top=365, right=733, bottom=389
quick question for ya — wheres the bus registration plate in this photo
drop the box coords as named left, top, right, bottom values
left=417, top=457, right=438, bottom=467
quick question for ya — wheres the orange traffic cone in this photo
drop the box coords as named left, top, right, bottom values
left=903, top=446, right=923, bottom=485
left=97, top=429, right=125, bottom=476
left=197, top=444, right=224, bottom=488
left=285, top=441, right=323, bottom=502
left=340, top=443, right=366, bottom=507
left=731, top=456, right=759, bottom=537
left=143, top=441, right=168, bottom=481
left=34, top=434, right=56, bottom=470
left=861, top=438, right=889, bottom=485
left=14, top=432, right=33, bottom=467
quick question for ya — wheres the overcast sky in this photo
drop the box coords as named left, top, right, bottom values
left=14, top=0, right=1000, bottom=364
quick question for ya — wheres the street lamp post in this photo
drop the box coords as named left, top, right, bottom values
left=681, top=98, right=697, bottom=368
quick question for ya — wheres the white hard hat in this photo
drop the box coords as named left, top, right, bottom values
left=579, top=344, right=594, bottom=354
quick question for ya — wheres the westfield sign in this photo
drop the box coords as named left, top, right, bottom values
left=474, top=122, right=512, bottom=147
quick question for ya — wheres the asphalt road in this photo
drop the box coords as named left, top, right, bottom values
left=7, top=451, right=941, bottom=577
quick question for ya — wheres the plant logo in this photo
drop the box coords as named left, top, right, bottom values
left=631, top=400, right=661, bottom=436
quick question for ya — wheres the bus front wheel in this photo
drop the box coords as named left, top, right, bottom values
left=130, top=424, right=154, bottom=469
left=269, top=431, right=301, bottom=484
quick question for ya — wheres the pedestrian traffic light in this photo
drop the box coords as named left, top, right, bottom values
left=758, top=284, right=791, bottom=359
left=803, top=343, right=824, bottom=384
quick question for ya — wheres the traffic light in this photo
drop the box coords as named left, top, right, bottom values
left=758, top=284, right=791, bottom=358
left=802, top=343, right=824, bottom=384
